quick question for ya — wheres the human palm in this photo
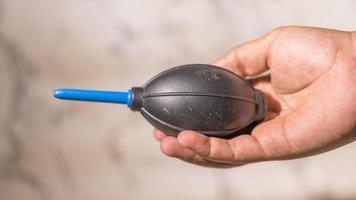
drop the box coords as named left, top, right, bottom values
left=154, top=27, right=356, bottom=167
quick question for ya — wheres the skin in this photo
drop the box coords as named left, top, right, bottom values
left=154, top=26, right=356, bottom=168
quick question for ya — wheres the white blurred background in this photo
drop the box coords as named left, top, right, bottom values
left=0, top=0, right=356, bottom=199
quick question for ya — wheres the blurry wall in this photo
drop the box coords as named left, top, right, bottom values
left=0, top=0, right=356, bottom=199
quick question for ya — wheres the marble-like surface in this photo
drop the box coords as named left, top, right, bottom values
left=0, top=0, right=356, bottom=199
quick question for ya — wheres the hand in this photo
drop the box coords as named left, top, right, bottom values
left=154, top=26, right=356, bottom=167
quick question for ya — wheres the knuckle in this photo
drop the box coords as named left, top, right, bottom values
left=272, top=26, right=290, bottom=33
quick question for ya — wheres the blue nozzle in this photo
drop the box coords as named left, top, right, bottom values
left=54, top=88, right=132, bottom=107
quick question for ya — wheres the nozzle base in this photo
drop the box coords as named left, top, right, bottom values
left=130, top=87, right=144, bottom=111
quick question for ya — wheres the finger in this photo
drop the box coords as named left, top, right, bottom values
left=250, top=117, right=296, bottom=159
left=177, top=131, right=268, bottom=163
left=160, top=136, right=193, bottom=157
left=212, top=29, right=280, bottom=77
left=177, top=131, right=235, bottom=160
left=153, top=129, right=168, bottom=141
left=160, top=136, right=235, bottom=168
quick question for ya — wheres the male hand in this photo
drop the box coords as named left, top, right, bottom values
left=154, top=26, right=356, bottom=167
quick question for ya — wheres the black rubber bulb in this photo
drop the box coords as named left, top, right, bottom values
left=54, top=64, right=266, bottom=138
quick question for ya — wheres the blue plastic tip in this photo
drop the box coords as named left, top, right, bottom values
left=54, top=88, right=132, bottom=107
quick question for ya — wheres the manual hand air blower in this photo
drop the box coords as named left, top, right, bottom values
left=54, top=64, right=266, bottom=138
